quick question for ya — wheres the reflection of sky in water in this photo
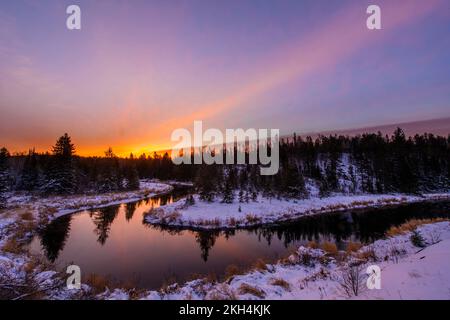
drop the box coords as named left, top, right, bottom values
left=29, top=193, right=450, bottom=289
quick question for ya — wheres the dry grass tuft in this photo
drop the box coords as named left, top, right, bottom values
left=224, top=264, right=241, bottom=280
left=19, top=211, right=34, bottom=221
left=2, top=238, right=25, bottom=254
left=84, top=273, right=113, bottom=294
left=238, top=283, right=266, bottom=298
left=346, top=241, right=363, bottom=253
left=386, top=218, right=449, bottom=237
left=252, top=258, right=268, bottom=272
left=270, top=278, right=290, bottom=291
left=245, top=214, right=261, bottom=224
left=307, top=240, right=319, bottom=249
left=321, top=241, right=338, bottom=256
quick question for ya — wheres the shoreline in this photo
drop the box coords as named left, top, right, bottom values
left=144, top=193, right=450, bottom=230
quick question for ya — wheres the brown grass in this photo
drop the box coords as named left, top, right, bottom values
left=270, top=278, right=290, bottom=291
left=386, top=218, right=449, bottom=237
left=307, top=240, right=319, bottom=249
left=19, top=211, right=34, bottom=221
left=346, top=241, right=363, bottom=253
left=238, top=283, right=266, bottom=298
left=207, top=284, right=237, bottom=300
left=245, top=214, right=261, bottom=224
left=224, top=264, right=241, bottom=280
left=84, top=273, right=113, bottom=294
left=355, top=247, right=377, bottom=262
left=252, top=258, right=268, bottom=272
left=321, top=241, right=338, bottom=256
left=2, top=238, right=25, bottom=254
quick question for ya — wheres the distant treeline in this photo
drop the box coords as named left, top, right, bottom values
left=0, top=128, right=449, bottom=207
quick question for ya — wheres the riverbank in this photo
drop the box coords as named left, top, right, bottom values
left=3, top=180, right=172, bottom=221
left=102, top=219, right=449, bottom=300
left=144, top=193, right=450, bottom=230
left=0, top=180, right=173, bottom=299
left=1, top=187, right=449, bottom=299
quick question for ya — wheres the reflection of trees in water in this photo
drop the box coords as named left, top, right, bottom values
left=195, top=231, right=220, bottom=262
left=125, top=202, right=137, bottom=221
left=90, top=205, right=120, bottom=245
left=143, top=200, right=450, bottom=260
left=39, top=215, right=72, bottom=262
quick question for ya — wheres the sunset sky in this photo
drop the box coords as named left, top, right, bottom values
left=1, top=0, right=449, bottom=156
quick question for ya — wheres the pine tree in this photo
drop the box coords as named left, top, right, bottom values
left=0, top=147, right=10, bottom=208
left=221, top=172, right=234, bottom=203
left=124, top=164, right=140, bottom=190
left=20, top=149, right=40, bottom=191
left=195, top=165, right=216, bottom=202
left=184, top=194, right=195, bottom=206
left=238, top=189, right=244, bottom=203
left=41, top=134, right=76, bottom=194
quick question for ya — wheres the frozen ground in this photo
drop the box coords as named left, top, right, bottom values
left=1, top=183, right=449, bottom=299
left=125, top=220, right=449, bottom=300
left=144, top=193, right=450, bottom=229
left=4, top=180, right=172, bottom=221
left=0, top=180, right=172, bottom=299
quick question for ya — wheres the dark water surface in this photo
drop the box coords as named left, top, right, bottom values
left=30, top=188, right=450, bottom=289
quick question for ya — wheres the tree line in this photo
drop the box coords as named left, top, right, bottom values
left=0, top=128, right=449, bottom=207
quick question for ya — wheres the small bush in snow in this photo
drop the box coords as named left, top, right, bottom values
left=410, top=230, right=426, bottom=248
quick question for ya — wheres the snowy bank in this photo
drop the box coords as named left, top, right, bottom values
left=3, top=180, right=172, bottom=221
left=130, top=220, right=450, bottom=300
left=144, top=193, right=450, bottom=230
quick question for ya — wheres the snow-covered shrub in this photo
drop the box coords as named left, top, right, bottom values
left=410, top=230, right=426, bottom=248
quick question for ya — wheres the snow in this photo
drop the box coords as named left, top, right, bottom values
left=1, top=177, right=449, bottom=300
left=135, top=221, right=450, bottom=300
left=145, top=192, right=450, bottom=229
left=3, top=180, right=172, bottom=221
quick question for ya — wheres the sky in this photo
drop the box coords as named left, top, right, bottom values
left=0, top=0, right=449, bottom=156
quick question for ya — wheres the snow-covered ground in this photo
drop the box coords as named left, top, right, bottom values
left=0, top=180, right=173, bottom=299
left=1, top=181, right=449, bottom=299
left=108, top=220, right=448, bottom=300
left=144, top=193, right=450, bottom=229
left=4, top=180, right=172, bottom=221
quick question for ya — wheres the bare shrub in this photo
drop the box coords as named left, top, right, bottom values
left=339, top=264, right=366, bottom=297
left=429, top=230, right=442, bottom=245
left=389, top=245, right=406, bottom=264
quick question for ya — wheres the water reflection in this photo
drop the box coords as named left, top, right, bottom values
left=32, top=191, right=450, bottom=289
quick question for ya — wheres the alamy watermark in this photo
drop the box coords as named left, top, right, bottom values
left=66, top=265, right=81, bottom=290
left=171, top=121, right=280, bottom=175
left=366, top=265, right=381, bottom=290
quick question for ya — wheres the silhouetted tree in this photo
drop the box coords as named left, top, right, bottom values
left=0, top=147, right=10, bottom=208
left=41, top=134, right=76, bottom=194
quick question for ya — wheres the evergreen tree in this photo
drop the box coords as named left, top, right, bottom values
left=0, top=147, right=10, bottom=208
left=124, top=163, right=140, bottom=190
left=41, top=134, right=76, bottom=194
left=20, top=149, right=40, bottom=191
left=221, top=172, right=235, bottom=203
left=195, top=165, right=217, bottom=202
